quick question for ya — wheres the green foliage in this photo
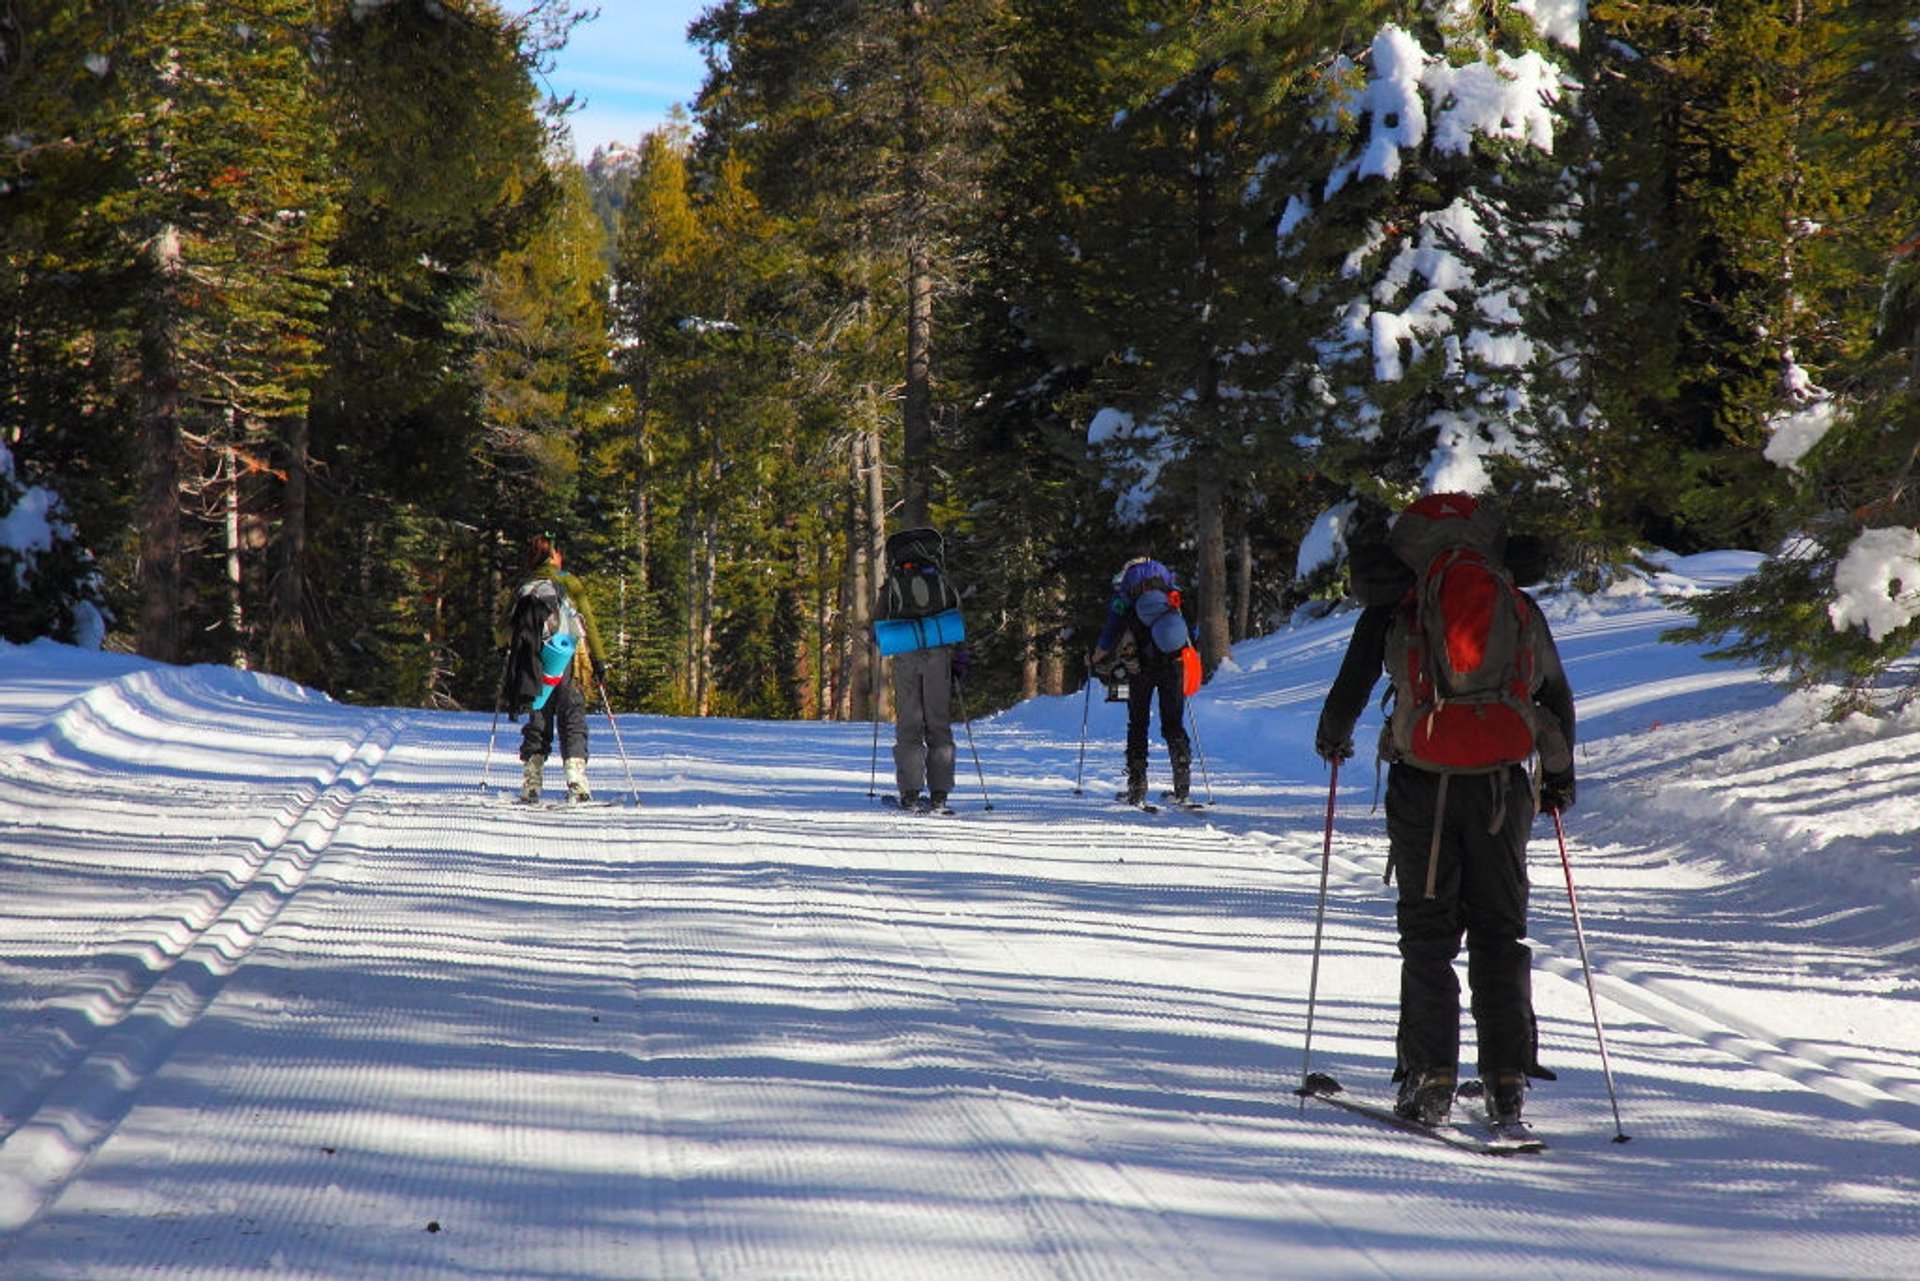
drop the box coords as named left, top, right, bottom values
left=6, top=0, right=1917, bottom=718
left=1665, top=526, right=1920, bottom=714
left=1646, top=0, right=1920, bottom=709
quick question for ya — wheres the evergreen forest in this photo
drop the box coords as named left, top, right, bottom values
left=3, top=0, right=1918, bottom=719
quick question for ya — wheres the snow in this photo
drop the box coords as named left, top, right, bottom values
left=1294, top=500, right=1354, bottom=579
left=1831, top=527, right=1920, bottom=643
left=1324, top=24, right=1566, bottom=199
left=1762, top=403, right=1832, bottom=470
left=1511, top=0, right=1588, bottom=49
left=3, top=553, right=1920, bottom=1278
left=0, top=441, right=57, bottom=583
left=1087, top=405, right=1180, bottom=527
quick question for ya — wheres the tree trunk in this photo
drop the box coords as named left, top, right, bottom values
left=899, top=0, right=934, bottom=528
left=225, top=441, right=247, bottom=669
left=864, top=425, right=888, bottom=721
left=1190, top=66, right=1231, bottom=676
left=1195, top=467, right=1230, bottom=673
left=1233, top=523, right=1252, bottom=642
left=269, top=410, right=311, bottom=677
left=136, top=224, right=184, bottom=664
left=697, top=516, right=717, bottom=716
left=834, top=434, right=861, bottom=721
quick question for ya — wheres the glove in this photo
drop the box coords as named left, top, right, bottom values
left=950, top=646, right=971, bottom=683
left=593, top=660, right=609, bottom=683
left=1539, top=771, right=1576, bottom=813
left=1314, top=729, right=1355, bottom=764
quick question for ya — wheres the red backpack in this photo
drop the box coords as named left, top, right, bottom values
left=1381, top=494, right=1541, bottom=772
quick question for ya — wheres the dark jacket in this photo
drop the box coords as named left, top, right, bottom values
left=1317, top=597, right=1576, bottom=771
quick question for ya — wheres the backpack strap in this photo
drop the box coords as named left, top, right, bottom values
left=1423, top=774, right=1448, bottom=900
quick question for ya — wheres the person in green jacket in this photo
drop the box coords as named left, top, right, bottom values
left=504, top=532, right=608, bottom=802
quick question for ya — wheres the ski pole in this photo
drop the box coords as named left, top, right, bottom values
left=1552, top=807, right=1630, bottom=1143
left=1294, top=757, right=1340, bottom=1097
left=954, top=680, right=994, bottom=812
left=1072, top=657, right=1093, bottom=795
left=597, top=682, right=642, bottom=807
left=867, top=636, right=885, bottom=800
left=481, top=646, right=512, bottom=791
left=1185, top=702, right=1214, bottom=803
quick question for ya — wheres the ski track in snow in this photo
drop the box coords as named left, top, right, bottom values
left=0, top=569, right=1917, bottom=1279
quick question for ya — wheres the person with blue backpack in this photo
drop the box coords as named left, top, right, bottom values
left=1314, top=494, right=1576, bottom=1132
left=872, top=527, right=969, bottom=812
left=1089, top=549, right=1198, bottom=807
left=502, top=532, right=608, bottom=804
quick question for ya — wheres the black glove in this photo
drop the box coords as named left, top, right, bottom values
left=950, top=646, right=971, bottom=683
left=1315, top=729, right=1355, bottom=764
left=1539, top=771, right=1576, bottom=813
left=593, top=660, right=609, bottom=683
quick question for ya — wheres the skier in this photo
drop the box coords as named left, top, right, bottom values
left=503, top=532, right=608, bottom=804
left=1313, top=494, right=1576, bottom=1129
left=1088, top=549, right=1196, bottom=806
left=873, top=527, right=967, bottom=812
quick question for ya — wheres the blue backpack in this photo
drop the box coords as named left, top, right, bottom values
left=1115, top=559, right=1190, bottom=655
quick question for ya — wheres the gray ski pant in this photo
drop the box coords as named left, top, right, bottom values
left=891, top=645, right=955, bottom=796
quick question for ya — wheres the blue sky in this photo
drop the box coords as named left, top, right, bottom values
left=529, top=1, right=711, bottom=157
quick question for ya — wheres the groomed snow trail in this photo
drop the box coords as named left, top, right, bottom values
left=0, top=568, right=1918, bottom=1279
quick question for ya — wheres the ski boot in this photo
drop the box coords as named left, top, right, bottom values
left=1171, top=755, right=1192, bottom=804
left=564, top=757, right=592, bottom=802
left=1395, top=1069, right=1456, bottom=1126
left=520, top=755, right=546, bottom=804
left=1485, top=1071, right=1526, bottom=1125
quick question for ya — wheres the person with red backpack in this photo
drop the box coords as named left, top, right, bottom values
left=1314, top=494, right=1576, bottom=1131
left=1090, top=550, right=1201, bottom=806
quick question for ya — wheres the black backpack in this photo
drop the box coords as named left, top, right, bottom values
left=502, top=577, right=583, bottom=713
left=882, top=528, right=963, bottom=620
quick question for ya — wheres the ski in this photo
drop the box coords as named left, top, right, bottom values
left=1112, top=790, right=1160, bottom=815
left=1455, top=1078, right=1547, bottom=1149
left=880, top=794, right=956, bottom=816
left=1157, top=791, right=1210, bottom=813
left=502, top=796, right=619, bottom=810
left=1296, top=1073, right=1544, bottom=1156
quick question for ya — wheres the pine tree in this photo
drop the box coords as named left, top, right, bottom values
left=302, top=0, right=560, bottom=703
left=6, top=2, right=344, bottom=665
left=1666, top=1, right=1920, bottom=710
left=695, top=0, right=1008, bottom=528
left=1280, top=9, right=1588, bottom=538
left=611, top=140, right=830, bottom=716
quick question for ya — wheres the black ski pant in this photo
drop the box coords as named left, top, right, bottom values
left=1125, top=655, right=1189, bottom=782
left=1384, top=762, right=1537, bottom=1082
left=521, top=674, right=588, bottom=762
